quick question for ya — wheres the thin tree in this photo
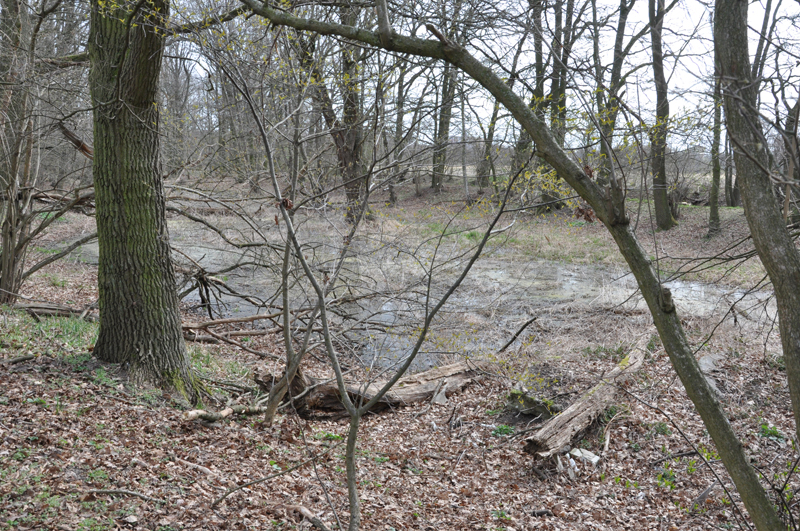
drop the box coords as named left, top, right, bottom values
left=648, top=0, right=675, bottom=229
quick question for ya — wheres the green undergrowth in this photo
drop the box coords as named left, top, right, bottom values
left=0, top=308, right=97, bottom=360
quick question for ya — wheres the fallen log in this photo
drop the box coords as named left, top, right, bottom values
left=298, top=360, right=491, bottom=419
left=523, top=346, right=644, bottom=458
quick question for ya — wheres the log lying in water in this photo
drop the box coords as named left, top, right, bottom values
left=296, top=360, right=491, bottom=419
left=523, top=347, right=644, bottom=458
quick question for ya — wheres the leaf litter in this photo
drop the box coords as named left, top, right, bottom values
left=2, top=206, right=799, bottom=530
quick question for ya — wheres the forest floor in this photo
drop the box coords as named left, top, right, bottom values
left=1, top=190, right=797, bottom=531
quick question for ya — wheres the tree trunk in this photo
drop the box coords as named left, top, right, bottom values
left=715, top=0, right=800, bottom=528
left=339, top=5, right=366, bottom=219
left=724, top=137, right=739, bottom=206
left=649, top=0, right=675, bottom=230
left=432, top=63, right=456, bottom=192
left=88, top=0, right=197, bottom=399
left=708, top=65, right=721, bottom=236
left=716, top=0, right=800, bottom=462
left=0, top=0, right=30, bottom=304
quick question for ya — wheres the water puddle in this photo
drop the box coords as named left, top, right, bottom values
left=61, top=220, right=776, bottom=371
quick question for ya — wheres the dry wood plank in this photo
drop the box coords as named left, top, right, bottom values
left=523, top=347, right=644, bottom=458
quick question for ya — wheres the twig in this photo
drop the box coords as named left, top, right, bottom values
left=83, top=489, right=161, bottom=503
left=649, top=450, right=699, bottom=467
left=173, top=456, right=216, bottom=476
left=211, top=444, right=340, bottom=508
left=275, top=504, right=331, bottom=531
left=203, top=328, right=280, bottom=360
left=6, top=354, right=35, bottom=365
left=412, top=380, right=444, bottom=418
left=498, top=316, right=538, bottom=353
left=618, top=387, right=752, bottom=531
left=691, top=480, right=718, bottom=512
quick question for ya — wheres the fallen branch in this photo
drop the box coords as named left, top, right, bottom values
left=523, top=346, right=644, bottom=458
left=6, top=354, right=36, bottom=365
left=182, top=311, right=282, bottom=330
left=649, top=450, right=698, bottom=467
left=173, top=456, right=216, bottom=476
left=299, top=360, right=490, bottom=418
left=12, top=302, right=96, bottom=321
left=184, top=404, right=269, bottom=422
left=183, top=330, right=220, bottom=344
left=82, top=489, right=161, bottom=504
left=273, top=505, right=331, bottom=531
left=211, top=444, right=340, bottom=508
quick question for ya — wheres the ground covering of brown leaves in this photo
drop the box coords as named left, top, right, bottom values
left=2, top=201, right=798, bottom=531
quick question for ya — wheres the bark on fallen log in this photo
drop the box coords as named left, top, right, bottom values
left=298, top=360, right=490, bottom=419
left=523, top=347, right=644, bottom=458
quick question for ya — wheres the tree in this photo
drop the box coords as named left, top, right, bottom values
left=292, top=11, right=368, bottom=221
left=240, top=2, right=786, bottom=528
left=715, top=0, right=800, bottom=490
left=1, top=0, right=95, bottom=304
left=88, top=0, right=197, bottom=398
left=648, top=0, right=675, bottom=230
left=707, top=57, right=721, bottom=236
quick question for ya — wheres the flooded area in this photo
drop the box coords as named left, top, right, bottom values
left=60, top=210, right=777, bottom=371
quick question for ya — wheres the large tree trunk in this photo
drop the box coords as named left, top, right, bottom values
left=714, top=0, right=799, bottom=528
left=88, top=0, right=197, bottom=399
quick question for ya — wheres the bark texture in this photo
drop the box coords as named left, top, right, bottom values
left=0, top=0, right=31, bottom=304
left=524, top=347, right=643, bottom=458
left=708, top=64, right=721, bottom=235
left=88, top=0, right=196, bottom=398
left=649, top=0, right=675, bottom=230
left=716, top=0, right=800, bottom=469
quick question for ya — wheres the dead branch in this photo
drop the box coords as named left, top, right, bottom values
left=82, top=489, right=161, bottom=504
left=173, top=456, right=217, bottom=476
left=274, top=504, right=331, bottom=531
left=57, top=122, right=93, bottom=160
left=12, top=302, right=96, bottom=321
left=182, top=311, right=282, bottom=330
left=298, top=360, right=491, bottom=418
left=5, top=354, right=36, bottom=365
left=183, top=404, right=270, bottom=422
left=211, top=444, right=340, bottom=508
